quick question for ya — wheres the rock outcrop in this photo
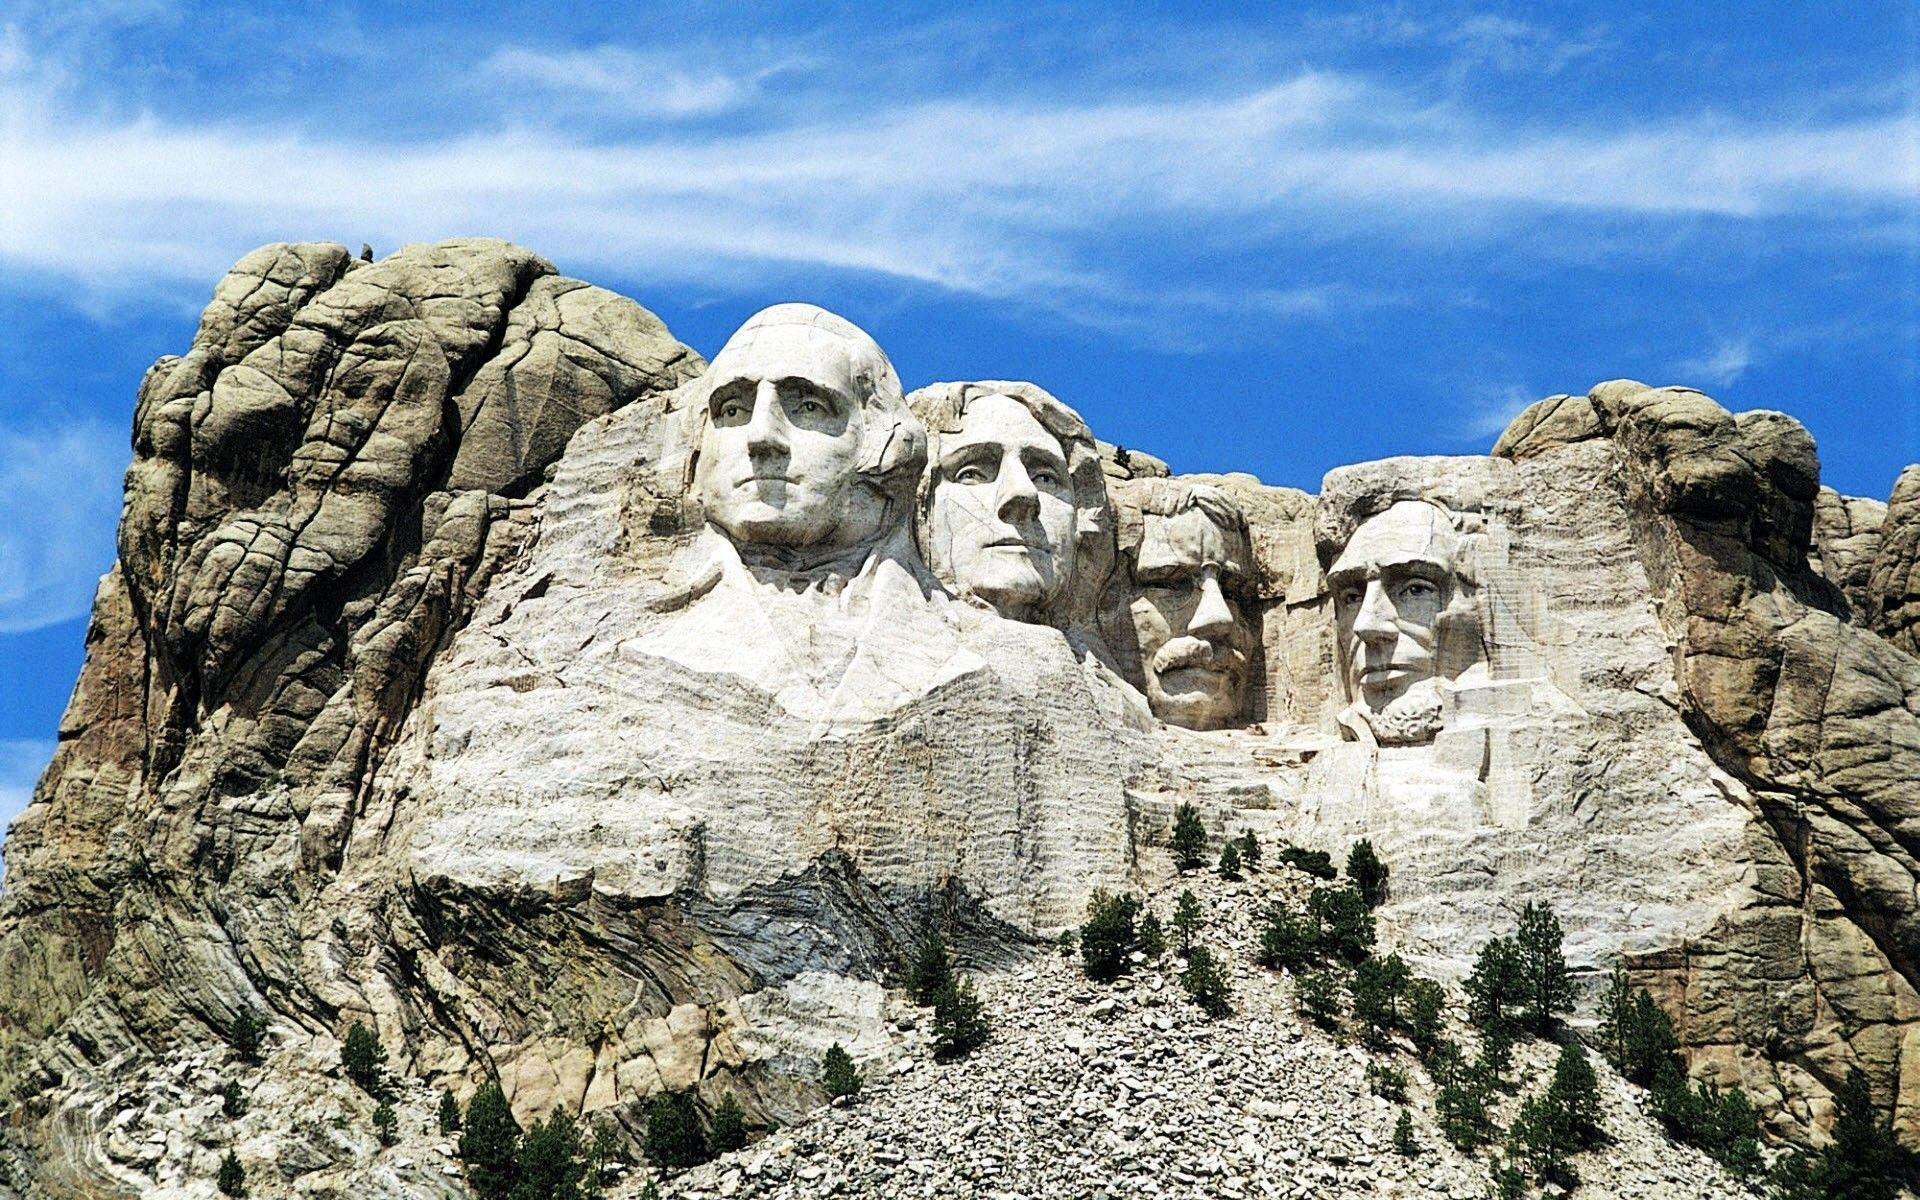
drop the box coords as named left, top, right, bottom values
left=1, top=242, right=1916, bottom=1198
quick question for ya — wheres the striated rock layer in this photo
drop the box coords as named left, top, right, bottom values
left=1, top=242, right=1916, bottom=1196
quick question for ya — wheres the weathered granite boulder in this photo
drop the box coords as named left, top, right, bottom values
left=1, top=243, right=1916, bottom=1197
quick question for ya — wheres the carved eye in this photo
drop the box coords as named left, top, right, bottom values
left=1338, top=587, right=1363, bottom=608
left=797, top=397, right=829, bottom=416
left=1032, top=468, right=1062, bottom=487
left=954, top=464, right=991, bottom=484
left=715, top=398, right=749, bottom=422
left=1401, top=579, right=1438, bottom=602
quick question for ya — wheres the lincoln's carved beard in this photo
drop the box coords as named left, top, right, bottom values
left=1360, top=677, right=1446, bottom=745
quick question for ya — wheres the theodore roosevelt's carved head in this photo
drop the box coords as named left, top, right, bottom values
left=912, top=381, right=1107, bottom=624
left=1116, top=479, right=1256, bottom=731
left=690, top=305, right=923, bottom=552
left=1327, top=499, right=1483, bottom=744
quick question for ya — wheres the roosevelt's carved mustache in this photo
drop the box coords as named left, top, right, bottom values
left=1152, top=636, right=1246, bottom=677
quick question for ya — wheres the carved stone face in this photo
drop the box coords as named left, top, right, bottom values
left=694, top=318, right=878, bottom=550
left=926, top=394, right=1079, bottom=620
left=1129, top=505, right=1254, bottom=730
left=1327, top=500, right=1473, bottom=744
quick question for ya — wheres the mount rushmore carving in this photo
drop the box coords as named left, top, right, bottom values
left=2, top=241, right=1918, bottom=1195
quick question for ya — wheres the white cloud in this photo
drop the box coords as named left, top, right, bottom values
left=0, top=26, right=1912, bottom=322
left=482, top=45, right=762, bottom=118
left=1463, top=384, right=1542, bottom=441
left=0, top=421, right=125, bottom=633
left=1676, top=338, right=1755, bottom=388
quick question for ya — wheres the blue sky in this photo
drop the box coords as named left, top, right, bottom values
left=1, top=1, right=1916, bottom=837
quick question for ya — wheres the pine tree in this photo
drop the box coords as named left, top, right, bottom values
left=1257, top=904, right=1318, bottom=971
left=1349, top=954, right=1410, bottom=1047
left=1136, top=911, right=1167, bottom=959
left=1392, top=1108, right=1418, bottom=1157
left=822, top=1043, right=861, bottom=1099
left=644, top=1091, right=709, bottom=1169
left=1514, top=901, right=1572, bottom=1035
left=1306, top=884, right=1374, bottom=963
left=1819, top=1069, right=1904, bottom=1200
left=1170, top=803, right=1208, bottom=870
left=229, top=1008, right=265, bottom=1063
left=931, top=976, right=990, bottom=1060
left=221, top=1079, right=246, bottom=1118
left=907, top=932, right=953, bottom=1007
left=1464, top=936, right=1525, bottom=1035
left=1594, top=965, right=1634, bottom=1071
left=1508, top=1088, right=1577, bottom=1189
left=438, top=1088, right=463, bottom=1134
left=1545, top=1043, right=1601, bottom=1148
left=513, top=1107, right=588, bottom=1200
left=1181, top=945, right=1233, bottom=1017
left=1238, top=830, right=1261, bottom=869
left=1079, top=889, right=1142, bottom=982
left=1217, top=839, right=1243, bottom=880
left=1345, top=839, right=1389, bottom=908
left=1171, top=890, right=1203, bottom=954
left=1435, top=1072, right=1495, bottom=1151
left=340, top=1022, right=388, bottom=1097
left=217, top=1150, right=247, bottom=1197
left=460, top=1080, right=522, bottom=1200
left=1405, top=978, right=1446, bottom=1055
left=373, top=1101, right=398, bottom=1146
left=708, top=1094, right=749, bottom=1155
left=1298, top=969, right=1343, bottom=1029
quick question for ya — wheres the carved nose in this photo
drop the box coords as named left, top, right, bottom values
left=744, top=380, right=788, bottom=455
left=1352, top=581, right=1397, bottom=645
left=1188, top=572, right=1235, bottom=642
left=996, top=456, right=1040, bottom=523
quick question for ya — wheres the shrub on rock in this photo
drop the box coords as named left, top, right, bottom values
left=1257, top=904, right=1319, bottom=971
left=373, top=1101, right=398, bottom=1147
left=1181, top=945, right=1233, bottom=1018
left=221, top=1080, right=246, bottom=1118
left=1171, top=890, right=1203, bottom=955
left=908, top=932, right=953, bottom=1007
left=1346, top=839, right=1388, bottom=908
left=932, top=977, right=991, bottom=1060
left=1298, top=969, right=1343, bottom=1029
left=1278, top=845, right=1337, bottom=880
left=459, top=1080, right=521, bottom=1200
left=514, top=1107, right=589, bottom=1200
left=1080, top=889, right=1143, bottom=981
left=341, top=1022, right=388, bottom=1098
left=438, top=1088, right=463, bottom=1134
left=229, top=1008, right=265, bottom=1064
left=822, top=1043, right=862, bottom=1099
left=708, top=1094, right=749, bottom=1155
left=217, top=1151, right=246, bottom=1197
left=1217, top=839, right=1242, bottom=880
left=1170, top=803, right=1209, bottom=870
left=644, top=1091, right=709, bottom=1169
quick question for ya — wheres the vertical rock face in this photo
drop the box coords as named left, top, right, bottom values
left=1, top=244, right=1917, bottom=1195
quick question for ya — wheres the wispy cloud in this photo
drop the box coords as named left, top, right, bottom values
left=1463, top=383, right=1542, bottom=442
left=2, top=55, right=1912, bottom=319
left=0, top=420, right=125, bottom=633
left=1676, top=337, right=1755, bottom=388
left=481, top=45, right=776, bottom=118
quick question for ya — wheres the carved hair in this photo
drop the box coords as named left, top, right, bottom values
left=684, top=303, right=927, bottom=507
left=1111, top=477, right=1252, bottom=569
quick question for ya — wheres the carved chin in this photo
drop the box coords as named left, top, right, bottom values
left=1149, top=670, right=1243, bottom=730
left=1359, top=680, right=1445, bottom=745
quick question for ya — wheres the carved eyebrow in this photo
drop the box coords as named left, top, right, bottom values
left=1019, top=444, right=1069, bottom=473
left=938, top=443, right=998, bottom=472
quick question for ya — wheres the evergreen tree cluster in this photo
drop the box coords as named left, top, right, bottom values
left=1078, top=889, right=1146, bottom=981
left=1593, top=967, right=1763, bottom=1182
left=1506, top=1045, right=1602, bottom=1189
left=1464, top=902, right=1572, bottom=1041
left=1180, top=945, right=1233, bottom=1018
left=228, top=1008, right=265, bottom=1064
left=1255, top=881, right=1375, bottom=972
left=1767, top=1069, right=1911, bottom=1200
left=1275, top=845, right=1338, bottom=880
left=908, top=933, right=993, bottom=1060
left=454, top=1080, right=632, bottom=1199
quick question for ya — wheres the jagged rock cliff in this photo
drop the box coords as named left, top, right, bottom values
left=0, top=241, right=1915, bottom=1197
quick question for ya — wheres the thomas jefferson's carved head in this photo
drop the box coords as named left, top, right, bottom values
left=912, top=382, right=1106, bottom=624
left=1327, top=499, right=1483, bottom=744
left=1117, top=480, right=1256, bottom=730
left=690, top=305, right=923, bottom=552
